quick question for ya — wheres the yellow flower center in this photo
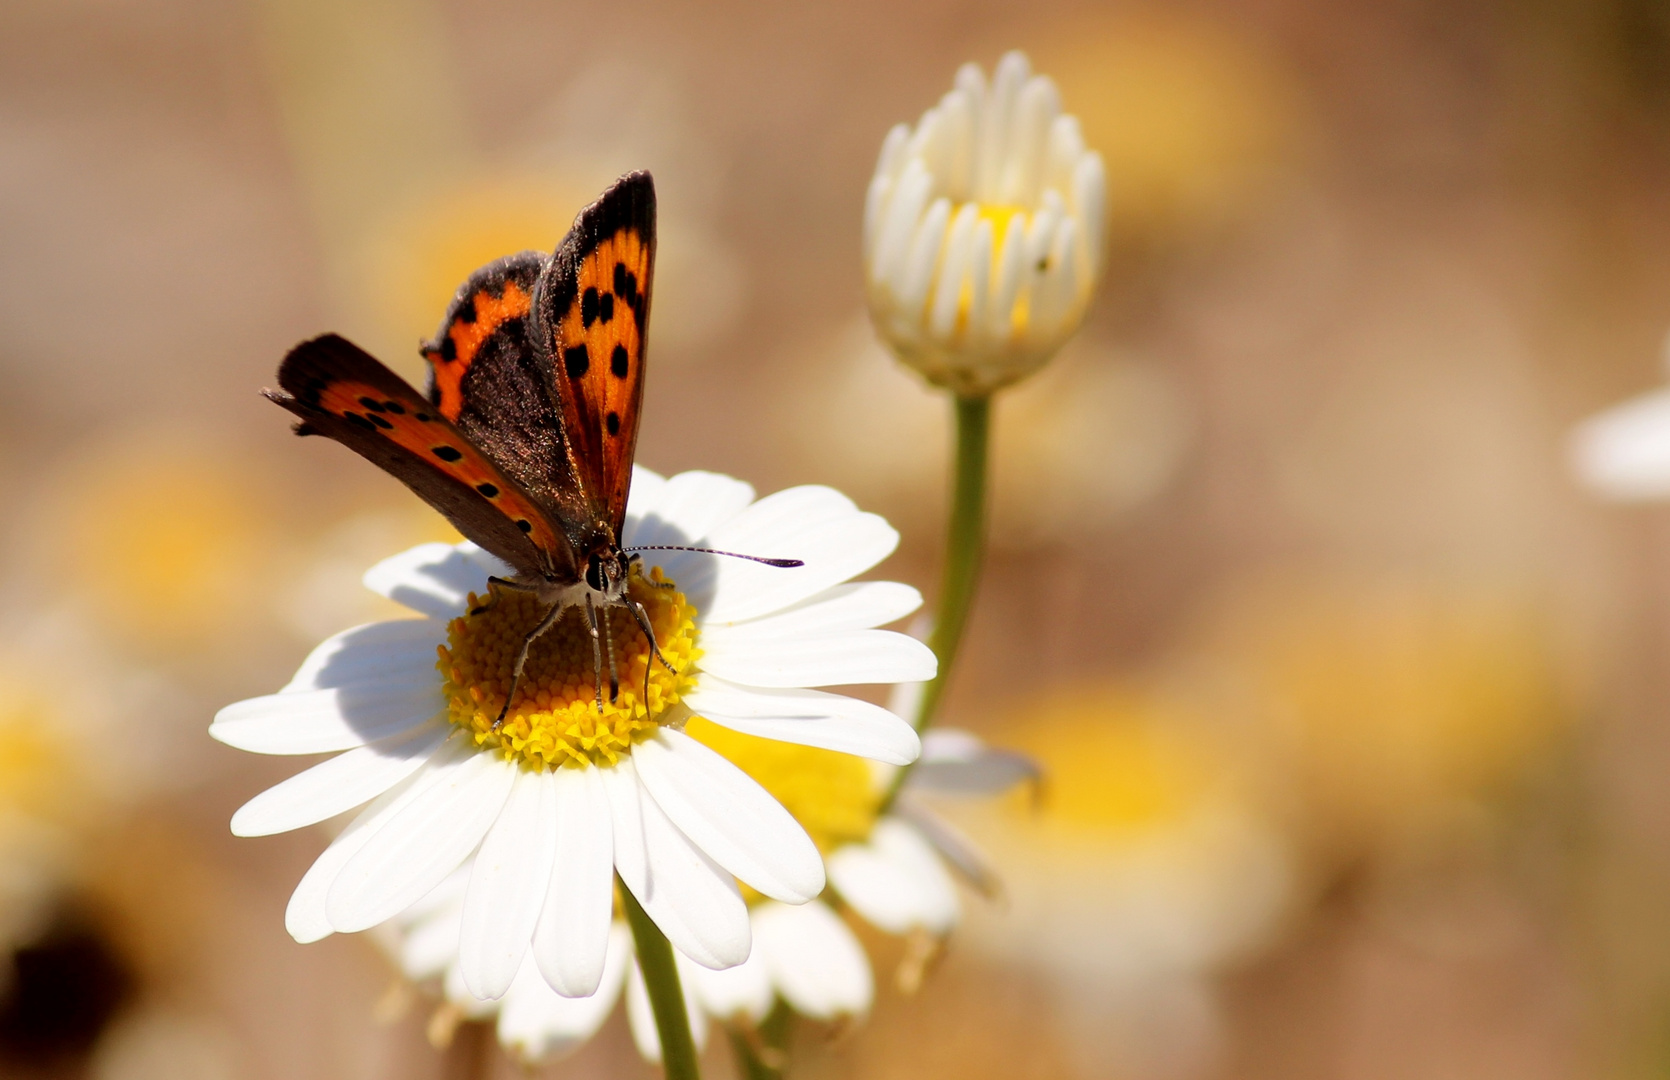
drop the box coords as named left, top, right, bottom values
left=687, top=717, right=879, bottom=853
left=437, top=568, right=700, bottom=769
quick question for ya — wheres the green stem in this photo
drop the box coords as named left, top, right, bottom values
left=622, top=878, right=702, bottom=1080
left=881, top=393, right=991, bottom=811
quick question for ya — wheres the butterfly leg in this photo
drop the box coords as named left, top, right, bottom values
left=471, top=576, right=536, bottom=617
left=585, top=595, right=605, bottom=714
left=627, top=600, right=677, bottom=720
left=601, top=605, right=620, bottom=704
left=492, top=599, right=564, bottom=730
left=628, top=601, right=678, bottom=675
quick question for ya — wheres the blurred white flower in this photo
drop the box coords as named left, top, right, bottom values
left=1570, top=334, right=1670, bottom=499
left=864, top=51, right=1107, bottom=394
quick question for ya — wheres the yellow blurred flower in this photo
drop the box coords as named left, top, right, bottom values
left=42, top=435, right=275, bottom=652
left=1194, top=575, right=1571, bottom=850
left=1035, top=10, right=1303, bottom=238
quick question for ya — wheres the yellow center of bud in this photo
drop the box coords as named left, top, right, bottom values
left=437, top=568, right=700, bottom=769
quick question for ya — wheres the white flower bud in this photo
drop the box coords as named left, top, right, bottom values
left=864, top=52, right=1107, bottom=395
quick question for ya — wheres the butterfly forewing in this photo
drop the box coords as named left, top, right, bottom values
left=533, top=171, right=656, bottom=541
left=267, top=334, right=571, bottom=576
left=421, top=253, right=591, bottom=552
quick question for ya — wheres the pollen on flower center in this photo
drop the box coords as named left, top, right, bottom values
left=437, top=568, right=700, bottom=769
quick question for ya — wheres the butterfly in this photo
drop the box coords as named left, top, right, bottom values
left=266, top=171, right=797, bottom=725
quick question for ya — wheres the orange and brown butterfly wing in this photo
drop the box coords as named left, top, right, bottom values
left=532, top=171, right=655, bottom=542
left=266, top=333, right=577, bottom=579
left=420, top=253, right=590, bottom=534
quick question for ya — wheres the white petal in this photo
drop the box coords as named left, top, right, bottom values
left=280, top=618, right=443, bottom=693
left=604, top=760, right=750, bottom=969
left=685, top=677, right=920, bottom=766
left=624, top=470, right=755, bottom=558
left=897, top=197, right=951, bottom=321
left=532, top=765, right=615, bottom=997
left=454, top=540, right=512, bottom=579
left=1572, top=384, right=1670, bottom=499
left=753, top=900, right=873, bottom=1020
left=230, top=715, right=450, bottom=837
left=625, top=954, right=709, bottom=1063
left=892, top=798, right=1000, bottom=898
left=681, top=937, right=773, bottom=1022
left=400, top=903, right=463, bottom=980
left=443, top=963, right=499, bottom=1018
left=692, top=486, right=899, bottom=624
left=498, top=926, right=631, bottom=1063
left=827, top=818, right=958, bottom=935
left=211, top=682, right=442, bottom=755
left=707, top=581, right=922, bottom=638
left=282, top=737, right=473, bottom=943
left=699, top=628, right=935, bottom=688
left=909, top=728, right=1040, bottom=794
left=327, top=749, right=517, bottom=932
left=929, top=203, right=979, bottom=341
left=626, top=465, right=669, bottom=521
left=362, top=542, right=483, bottom=618
left=634, top=730, right=824, bottom=904
left=460, top=768, right=560, bottom=999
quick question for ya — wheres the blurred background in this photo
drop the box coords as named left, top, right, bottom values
left=2, top=0, right=1669, bottom=1076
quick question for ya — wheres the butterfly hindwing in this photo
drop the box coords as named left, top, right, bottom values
left=532, top=171, right=656, bottom=541
left=266, top=334, right=575, bottom=577
left=421, top=254, right=592, bottom=538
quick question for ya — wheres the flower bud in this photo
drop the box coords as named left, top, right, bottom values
left=864, top=51, right=1107, bottom=396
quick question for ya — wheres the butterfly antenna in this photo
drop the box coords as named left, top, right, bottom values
left=623, top=545, right=803, bottom=568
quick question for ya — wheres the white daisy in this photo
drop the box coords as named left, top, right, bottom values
left=865, top=50, right=1107, bottom=395
left=211, top=468, right=933, bottom=1002
left=376, top=713, right=1032, bottom=1066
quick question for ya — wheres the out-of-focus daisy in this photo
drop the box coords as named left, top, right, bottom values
left=212, top=468, right=932, bottom=1003
left=1570, top=333, right=1670, bottom=500
left=864, top=50, right=1107, bottom=394
left=949, top=686, right=1292, bottom=1078
left=375, top=708, right=1032, bottom=1066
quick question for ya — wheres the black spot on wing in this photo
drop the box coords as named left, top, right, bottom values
left=476, top=482, right=499, bottom=497
left=582, top=287, right=599, bottom=328
left=455, top=298, right=478, bottom=324
left=611, top=345, right=629, bottom=378
left=344, top=412, right=377, bottom=432
left=606, top=411, right=621, bottom=436
left=438, top=337, right=457, bottom=362
left=432, top=446, right=463, bottom=462
left=599, top=292, right=614, bottom=323
left=516, top=519, right=533, bottom=532
left=358, top=397, right=386, bottom=412
left=565, top=345, right=590, bottom=378
left=366, top=412, right=394, bottom=430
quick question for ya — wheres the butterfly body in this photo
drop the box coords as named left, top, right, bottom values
left=268, top=172, right=662, bottom=717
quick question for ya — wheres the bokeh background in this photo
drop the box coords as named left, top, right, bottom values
left=3, top=0, right=1670, bottom=1076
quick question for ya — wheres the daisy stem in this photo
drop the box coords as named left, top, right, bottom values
left=622, top=878, right=703, bottom=1080
left=882, top=393, right=991, bottom=811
